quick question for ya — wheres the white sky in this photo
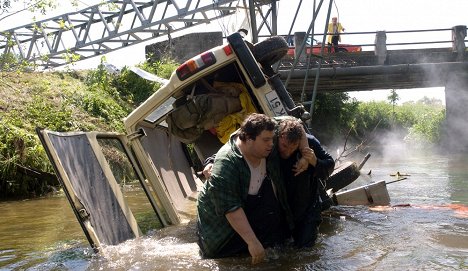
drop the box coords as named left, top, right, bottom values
left=2, top=0, right=466, bottom=104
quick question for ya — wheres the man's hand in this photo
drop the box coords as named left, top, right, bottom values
left=301, top=147, right=317, bottom=167
left=293, top=147, right=317, bottom=175
left=293, top=157, right=309, bottom=176
left=225, top=208, right=265, bottom=264
left=247, top=239, right=265, bottom=264
left=202, top=163, right=213, bottom=179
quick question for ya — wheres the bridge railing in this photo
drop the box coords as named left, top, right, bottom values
left=279, top=27, right=466, bottom=50
left=332, top=28, right=456, bottom=50
left=279, top=25, right=467, bottom=65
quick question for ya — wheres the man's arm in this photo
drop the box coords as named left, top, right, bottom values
left=307, top=134, right=335, bottom=179
left=225, top=208, right=265, bottom=264
left=294, top=133, right=335, bottom=177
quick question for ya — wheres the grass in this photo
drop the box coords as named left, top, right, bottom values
left=0, top=59, right=177, bottom=199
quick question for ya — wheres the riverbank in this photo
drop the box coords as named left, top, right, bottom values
left=0, top=64, right=165, bottom=199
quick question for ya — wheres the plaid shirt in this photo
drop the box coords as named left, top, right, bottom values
left=196, top=131, right=292, bottom=258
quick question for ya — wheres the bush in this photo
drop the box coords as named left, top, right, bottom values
left=307, top=92, right=359, bottom=144
left=0, top=121, right=53, bottom=199
left=0, top=58, right=179, bottom=199
left=348, top=100, right=445, bottom=144
left=405, top=108, right=445, bottom=143
left=112, top=58, right=178, bottom=106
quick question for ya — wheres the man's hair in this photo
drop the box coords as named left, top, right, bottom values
left=238, top=113, right=275, bottom=141
left=279, top=118, right=303, bottom=144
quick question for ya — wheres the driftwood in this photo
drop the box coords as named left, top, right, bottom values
left=390, top=172, right=411, bottom=177
left=16, top=164, right=59, bottom=186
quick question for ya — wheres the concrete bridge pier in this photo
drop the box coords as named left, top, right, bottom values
left=374, top=31, right=387, bottom=65
left=443, top=73, right=468, bottom=151
left=294, top=32, right=308, bottom=62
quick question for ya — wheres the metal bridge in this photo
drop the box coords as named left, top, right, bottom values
left=1, top=0, right=467, bottom=97
left=1, top=1, right=466, bottom=77
left=0, top=0, right=278, bottom=69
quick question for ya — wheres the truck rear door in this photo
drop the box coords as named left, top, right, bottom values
left=36, top=128, right=167, bottom=251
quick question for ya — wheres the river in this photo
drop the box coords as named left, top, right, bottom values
left=1, top=146, right=467, bottom=271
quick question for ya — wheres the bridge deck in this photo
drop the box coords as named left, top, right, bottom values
left=280, top=48, right=467, bottom=95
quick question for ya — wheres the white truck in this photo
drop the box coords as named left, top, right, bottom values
left=37, top=32, right=384, bottom=252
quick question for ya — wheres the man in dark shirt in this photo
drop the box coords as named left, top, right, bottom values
left=276, top=122, right=335, bottom=247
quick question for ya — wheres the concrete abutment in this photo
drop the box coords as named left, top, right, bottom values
left=443, top=73, right=468, bottom=151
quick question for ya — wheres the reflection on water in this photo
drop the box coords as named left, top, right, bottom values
left=1, top=150, right=467, bottom=270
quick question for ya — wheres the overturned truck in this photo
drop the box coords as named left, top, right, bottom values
left=36, top=33, right=388, bottom=252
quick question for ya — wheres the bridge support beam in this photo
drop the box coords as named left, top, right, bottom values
left=294, top=32, right=307, bottom=63
left=443, top=72, right=468, bottom=151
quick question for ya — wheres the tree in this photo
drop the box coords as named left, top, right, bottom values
left=387, top=89, right=399, bottom=120
left=0, top=0, right=67, bottom=22
left=418, top=96, right=443, bottom=106
left=0, top=0, right=14, bottom=15
left=0, top=0, right=80, bottom=71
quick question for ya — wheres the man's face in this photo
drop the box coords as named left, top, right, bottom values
left=278, top=135, right=300, bottom=159
left=248, top=130, right=274, bottom=159
left=332, top=17, right=337, bottom=24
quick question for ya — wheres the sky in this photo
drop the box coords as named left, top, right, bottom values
left=2, top=0, right=467, bottom=104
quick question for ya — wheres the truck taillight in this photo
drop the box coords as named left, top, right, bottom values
left=176, top=52, right=216, bottom=80
left=223, top=44, right=233, bottom=55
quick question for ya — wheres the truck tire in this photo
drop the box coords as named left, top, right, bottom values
left=252, top=36, right=289, bottom=66
left=326, top=161, right=360, bottom=192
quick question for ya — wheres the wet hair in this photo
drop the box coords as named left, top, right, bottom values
left=238, top=113, right=275, bottom=141
left=279, top=118, right=303, bottom=144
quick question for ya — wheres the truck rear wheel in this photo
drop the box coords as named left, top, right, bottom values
left=326, top=161, right=360, bottom=192
left=252, top=36, right=289, bottom=66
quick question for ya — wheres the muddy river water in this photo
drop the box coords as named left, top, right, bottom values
left=1, top=146, right=467, bottom=270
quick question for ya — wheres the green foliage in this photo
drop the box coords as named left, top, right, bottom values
left=387, top=89, right=399, bottom=119
left=354, top=101, right=393, bottom=133
left=0, top=58, right=178, bottom=199
left=63, top=50, right=81, bottom=65
left=76, top=90, right=129, bottom=131
left=85, top=57, right=120, bottom=96
left=112, top=58, right=178, bottom=106
left=404, top=104, right=445, bottom=143
left=24, top=97, right=75, bottom=131
left=310, top=94, right=445, bottom=147
left=28, top=0, right=57, bottom=15
left=349, top=100, right=445, bottom=144
left=387, top=89, right=400, bottom=105
left=0, top=51, right=36, bottom=72
left=0, top=119, right=53, bottom=199
left=307, top=92, right=359, bottom=143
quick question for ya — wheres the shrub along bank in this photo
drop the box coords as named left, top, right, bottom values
left=0, top=59, right=177, bottom=199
